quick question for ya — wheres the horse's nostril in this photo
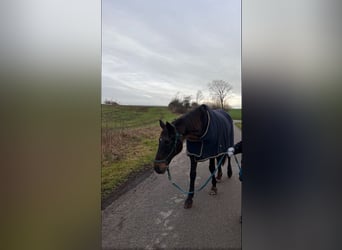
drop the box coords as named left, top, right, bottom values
left=154, top=166, right=162, bottom=174
left=154, top=164, right=167, bottom=174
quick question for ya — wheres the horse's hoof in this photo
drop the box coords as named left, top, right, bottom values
left=227, top=171, right=232, bottom=178
left=184, top=199, right=193, bottom=209
left=209, top=187, right=217, bottom=195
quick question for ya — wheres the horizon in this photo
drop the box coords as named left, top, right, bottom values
left=101, top=102, right=242, bottom=110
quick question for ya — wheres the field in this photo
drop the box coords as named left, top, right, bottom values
left=227, top=108, right=242, bottom=120
left=102, top=105, right=178, bottom=130
left=101, top=105, right=242, bottom=200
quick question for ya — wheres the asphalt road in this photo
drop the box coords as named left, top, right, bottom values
left=102, top=122, right=242, bottom=250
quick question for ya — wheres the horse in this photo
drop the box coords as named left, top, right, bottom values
left=154, top=104, right=234, bottom=209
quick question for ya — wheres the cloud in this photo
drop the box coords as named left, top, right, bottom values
left=102, top=0, right=241, bottom=107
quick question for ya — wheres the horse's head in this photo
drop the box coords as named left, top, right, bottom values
left=154, top=120, right=183, bottom=174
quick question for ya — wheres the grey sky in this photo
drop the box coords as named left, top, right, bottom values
left=102, top=0, right=241, bottom=107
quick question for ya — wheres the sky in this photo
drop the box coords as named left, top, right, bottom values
left=102, top=0, right=241, bottom=108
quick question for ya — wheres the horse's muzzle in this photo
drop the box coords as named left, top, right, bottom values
left=154, top=162, right=167, bottom=174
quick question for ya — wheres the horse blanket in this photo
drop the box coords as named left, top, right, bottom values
left=186, top=108, right=234, bottom=161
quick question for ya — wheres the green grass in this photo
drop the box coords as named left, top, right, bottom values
left=102, top=105, right=178, bottom=130
left=101, top=135, right=159, bottom=199
left=227, top=108, right=241, bottom=120
left=101, top=105, right=179, bottom=200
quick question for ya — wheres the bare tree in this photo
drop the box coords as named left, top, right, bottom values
left=195, top=90, right=204, bottom=104
left=208, top=80, right=233, bottom=109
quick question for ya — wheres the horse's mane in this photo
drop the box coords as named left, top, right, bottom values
left=172, top=104, right=209, bottom=138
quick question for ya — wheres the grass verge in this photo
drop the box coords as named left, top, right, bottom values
left=101, top=125, right=160, bottom=200
left=228, top=108, right=241, bottom=120
left=235, top=122, right=242, bottom=130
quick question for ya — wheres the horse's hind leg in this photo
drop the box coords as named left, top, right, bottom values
left=227, top=156, right=232, bottom=178
left=216, top=155, right=226, bottom=182
left=209, top=158, right=217, bottom=195
left=184, top=156, right=196, bottom=209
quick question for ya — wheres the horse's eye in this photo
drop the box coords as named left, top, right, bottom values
left=159, top=138, right=170, bottom=144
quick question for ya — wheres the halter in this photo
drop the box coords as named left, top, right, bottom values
left=154, top=124, right=182, bottom=164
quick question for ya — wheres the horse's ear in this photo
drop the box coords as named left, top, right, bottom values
left=159, top=120, right=166, bottom=129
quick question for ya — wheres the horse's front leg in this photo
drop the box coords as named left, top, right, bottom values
left=216, top=165, right=222, bottom=182
left=184, top=156, right=197, bottom=209
left=209, top=158, right=218, bottom=195
left=216, top=155, right=226, bottom=182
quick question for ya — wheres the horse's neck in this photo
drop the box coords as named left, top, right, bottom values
left=173, top=110, right=207, bottom=140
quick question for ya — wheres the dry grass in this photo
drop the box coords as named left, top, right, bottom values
left=101, top=126, right=159, bottom=165
left=101, top=125, right=161, bottom=199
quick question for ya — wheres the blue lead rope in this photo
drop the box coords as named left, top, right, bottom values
left=166, top=155, right=226, bottom=195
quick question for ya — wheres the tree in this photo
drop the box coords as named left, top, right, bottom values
left=104, top=99, right=119, bottom=106
left=208, top=80, right=233, bottom=109
left=168, top=94, right=192, bottom=114
left=168, top=97, right=182, bottom=113
left=195, top=90, right=204, bottom=104
left=182, top=95, right=192, bottom=110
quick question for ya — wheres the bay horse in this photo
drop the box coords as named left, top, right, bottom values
left=154, top=104, right=234, bottom=209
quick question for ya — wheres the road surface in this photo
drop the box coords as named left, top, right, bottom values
left=102, top=122, right=242, bottom=249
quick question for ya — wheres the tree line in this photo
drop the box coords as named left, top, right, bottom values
left=168, top=80, right=233, bottom=113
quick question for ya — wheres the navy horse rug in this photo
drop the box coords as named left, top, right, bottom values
left=186, top=107, right=234, bottom=161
